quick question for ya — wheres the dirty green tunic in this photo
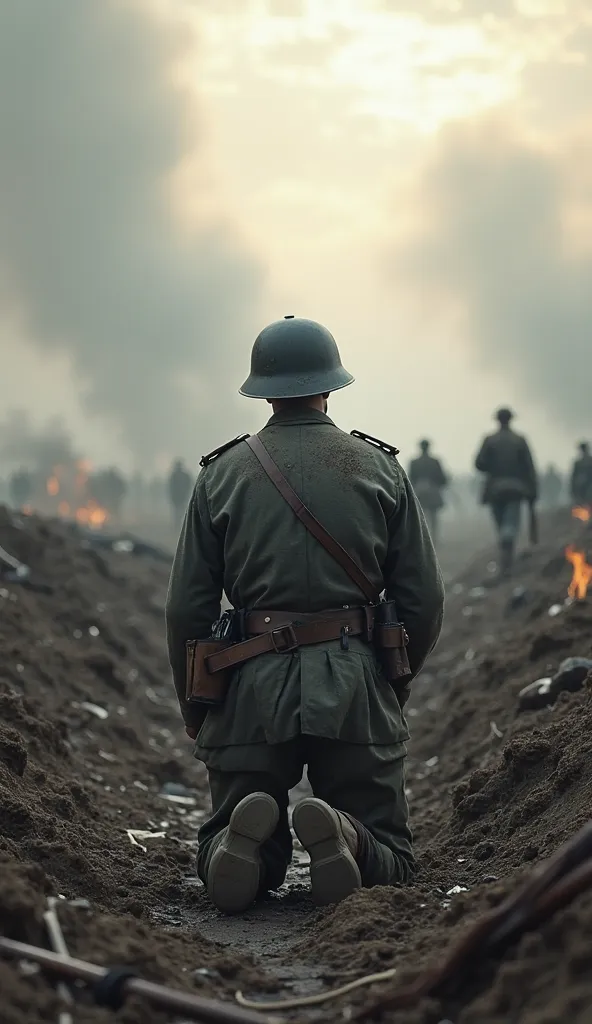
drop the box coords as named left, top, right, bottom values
left=475, top=427, right=538, bottom=504
left=165, top=407, right=444, bottom=758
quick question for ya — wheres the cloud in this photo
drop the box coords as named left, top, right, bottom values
left=0, top=0, right=264, bottom=467
left=384, top=114, right=592, bottom=436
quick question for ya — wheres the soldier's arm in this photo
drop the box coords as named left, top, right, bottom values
left=474, top=437, right=490, bottom=473
left=165, top=471, right=223, bottom=727
left=384, top=469, right=445, bottom=678
left=569, top=461, right=578, bottom=499
left=521, top=438, right=538, bottom=500
left=435, top=459, right=448, bottom=487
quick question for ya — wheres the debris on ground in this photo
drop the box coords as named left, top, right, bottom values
left=1, top=504, right=592, bottom=1023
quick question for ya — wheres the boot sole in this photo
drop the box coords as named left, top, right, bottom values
left=207, top=792, right=279, bottom=914
left=292, top=798, right=362, bottom=906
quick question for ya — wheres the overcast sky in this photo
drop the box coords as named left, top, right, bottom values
left=1, top=0, right=590, bottom=475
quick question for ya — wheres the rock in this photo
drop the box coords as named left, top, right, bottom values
left=550, top=657, right=592, bottom=697
left=518, top=678, right=553, bottom=712
left=507, top=585, right=528, bottom=610
left=160, top=782, right=194, bottom=798
left=518, top=658, right=592, bottom=711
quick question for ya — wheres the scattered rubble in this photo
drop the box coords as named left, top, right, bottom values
left=1, top=504, right=592, bottom=1024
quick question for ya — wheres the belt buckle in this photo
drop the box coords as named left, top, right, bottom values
left=270, top=624, right=298, bottom=653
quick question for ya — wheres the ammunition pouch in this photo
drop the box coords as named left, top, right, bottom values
left=186, top=638, right=233, bottom=707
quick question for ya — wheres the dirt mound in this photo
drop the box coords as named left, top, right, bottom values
left=1, top=503, right=592, bottom=1023
left=299, top=510, right=592, bottom=1022
left=0, top=507, right=265, bottom=1022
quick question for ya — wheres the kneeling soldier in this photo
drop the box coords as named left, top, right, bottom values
left=166, top=316, right=444, bottom=913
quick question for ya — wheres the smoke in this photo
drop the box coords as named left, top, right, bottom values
left=0, top=410, right=80, bottom=476
left=385, top=114, right=592, bottom=436
left=0, top=0, right=263, bottom=467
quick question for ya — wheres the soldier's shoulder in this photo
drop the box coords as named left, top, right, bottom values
left=199, top=433, right=250, bottom=469
left=349, top=429, right=400, bottom=459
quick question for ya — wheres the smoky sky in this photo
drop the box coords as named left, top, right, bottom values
left=386, top=116, right=592, bottom=440
left=0, top=410, right=80, bottom=476
left=0, top=1, right=263, bottom=467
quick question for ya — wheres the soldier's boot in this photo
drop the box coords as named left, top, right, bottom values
left=292, top=797, right=362, bottom=905
left=207, top=793, right=279, bottom=914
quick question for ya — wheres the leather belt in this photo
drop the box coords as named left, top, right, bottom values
left=205, top=607, right=407, bottom=674
left=246, top=607, right=368, bottom=634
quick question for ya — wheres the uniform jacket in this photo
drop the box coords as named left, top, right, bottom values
left=570, top=454, right=592, bottom=505
left=475, top=427, right=538, bottom=505
left=408, top=454, right=448, bottom=510
left=166, top=407, right=444, bottom=765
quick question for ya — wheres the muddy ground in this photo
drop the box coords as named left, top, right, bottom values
left=0, top=504, right=591, bottom=1023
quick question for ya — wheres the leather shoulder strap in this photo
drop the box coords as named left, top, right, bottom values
left=245, top=434, right=379, bottom=603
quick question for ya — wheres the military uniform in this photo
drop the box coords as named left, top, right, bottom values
left=408, top=443, right=448, bottom=543
left=475, top=410, right=537, bottom=574
left=166, top=317, right=444, bottom=912
left=168, top=461, right=192, bottom=532
left=570, top=445, right=592, bottom=507
left=541, top=465, right=563, bottom=509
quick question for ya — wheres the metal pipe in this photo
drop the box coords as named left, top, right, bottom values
left=0, top=937, right=278, bottom=1024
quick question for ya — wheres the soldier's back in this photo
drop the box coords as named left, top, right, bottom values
left=484, top=429, right=528, bottom=478
left=203, top=410, right=402, bottom=613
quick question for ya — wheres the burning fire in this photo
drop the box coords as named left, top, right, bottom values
left=565, top=545, right=592, bottom=600
left=75, top=500, right=108, bottom=529
left=44, top=461, right=109, bottom=530
left=572, top=506, right=591, bottom=523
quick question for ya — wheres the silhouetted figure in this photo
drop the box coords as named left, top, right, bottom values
left=570, top=442, right=592, bottom=507
left=475, top=407, right=538, bottom=578
left=90, top=468, right=127, bottom=521
left=408, top=439, right=448, bottom=543
left=168, top=459, right=192, bottom=531
left=9, top=468, right=33, bottom=509
left=540, top=464, right=563, bottom=509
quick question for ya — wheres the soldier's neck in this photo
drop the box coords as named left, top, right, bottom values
left=269, top=396, right=327, bottom=415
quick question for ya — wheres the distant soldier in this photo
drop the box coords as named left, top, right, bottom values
left=408, top=440, right=448, bottom=543
left=540, top=464, right=563, bottom=509
left=570, top=442, right=592, bottom=508
left=90, top=468, right=127, bottom=521
left=475, top=408, right=538, bottom=577
left=168, top=459, right=192, bottom=531
left=9, top=468, right=33, bottom=509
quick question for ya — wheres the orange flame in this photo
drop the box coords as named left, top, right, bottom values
left=75, top=500, right=108, bottom=529
left=565, top=545, right=592, bottom=600
left=46, top=476, right=60, bottom=497
left=572, top=506, right=591, bottom=523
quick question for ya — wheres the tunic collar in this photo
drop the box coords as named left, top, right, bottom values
left=264, top=407, right=337, bottom=428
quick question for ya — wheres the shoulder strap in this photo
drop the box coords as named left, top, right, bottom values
left=351, top=430, right=399, bottom=457
left=245, top=434, right=379, bottom=603
left=200, top=433, right=250, bottom=468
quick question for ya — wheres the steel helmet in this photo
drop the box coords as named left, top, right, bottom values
left=239, top=316, right=354, bottom=399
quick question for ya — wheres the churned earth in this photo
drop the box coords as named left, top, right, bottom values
left=0, top=504, right=591, bottom=1023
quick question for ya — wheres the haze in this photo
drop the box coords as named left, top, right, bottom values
left=1, top=0, right=590, bottom=477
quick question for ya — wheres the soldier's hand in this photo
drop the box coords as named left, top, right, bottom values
left=185, top=726, right=198, bottom=740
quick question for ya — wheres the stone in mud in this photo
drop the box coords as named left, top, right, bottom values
left=550, top=657, right=592, bottom=696
left=518, top=678, right=553, bottom=712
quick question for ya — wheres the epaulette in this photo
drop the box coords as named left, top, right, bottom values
left=200, top=433, right=250, bottom=468
left=350, top=430, right=400, bottom=457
